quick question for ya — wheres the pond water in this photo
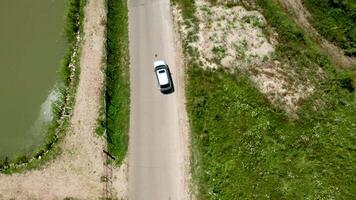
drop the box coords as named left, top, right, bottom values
left=0, top=0, right=65, bottom=159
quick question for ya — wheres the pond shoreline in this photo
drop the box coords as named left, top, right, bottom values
left=0, top=0, right=87, bottom=174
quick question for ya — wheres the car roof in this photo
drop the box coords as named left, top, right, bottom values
left=154, top=60, right=166, bottom=68
left=156, top=68, right=169, bottom=85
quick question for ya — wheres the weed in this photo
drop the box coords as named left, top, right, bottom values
left=241, top=15, right=263, bottom=28
left=103, top=0, right=130, bottom=165
left=233, top=41, right=247, bottom=59
left=304, top=0, right=356, bottom=56
left=212, top=45, right=226, bottom=61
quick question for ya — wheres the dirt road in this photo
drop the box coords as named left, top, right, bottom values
left=0, top=0, right=108, bottom=199
left=128, top=0, right=189, bottom=199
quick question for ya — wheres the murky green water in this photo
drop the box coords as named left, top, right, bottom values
left=0, top=0, right=65, bottom=159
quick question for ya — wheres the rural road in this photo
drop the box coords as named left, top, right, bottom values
left=128, top=0, right=186, bottom=199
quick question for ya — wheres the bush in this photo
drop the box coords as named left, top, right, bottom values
left=304, top=0, right=356, bottom=56
left=337, top=72, right=355, bottom=92
left=104, top=0, right=130, bottom=165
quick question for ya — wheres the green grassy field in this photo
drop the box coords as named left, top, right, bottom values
left=304, top=0, right=356, bottom=56
left=104, top=0, right=130, bottom=165
left=174, top=0, right=356, bottom=199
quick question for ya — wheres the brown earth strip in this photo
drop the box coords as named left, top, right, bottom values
left=278, top=0, right=356, bottom=69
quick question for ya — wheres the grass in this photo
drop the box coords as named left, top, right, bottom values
left=103, top=0, right=130, bottom=165
left=188, top=66, right=356, bottom=199
left=0, top=0, right=86, bottom=174
left=304, top=0, right=356, bottom=56
left=174, top=0, right=356, bottom=199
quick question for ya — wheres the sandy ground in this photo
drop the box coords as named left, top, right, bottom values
left=173, top=0, right=314, bottom=113
left=0, top=0, right=127, bottom=199
left=171, top=6, right=192, bottom=200
left=171, top=5, right=196, bottom=200
left=111, top=158, right=128, bottom=199
left=195, top=0, right=275, bottom=69
left=278, top=0, right=356, bottom=69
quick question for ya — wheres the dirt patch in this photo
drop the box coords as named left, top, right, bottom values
left=195, top=0, right=275, bottom=69
left=249, top=61, right=314, bottom=112
left=171, top=4, right=193, bottom=200
left=111, top=157, right=128, bottom=199
left=0, top=0, right=126, bottom=199
left=173, top=0, right=313, bottom=113
left=278, top=0, right=356, bottom=69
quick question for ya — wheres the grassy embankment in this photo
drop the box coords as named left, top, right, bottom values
left=173, top=0, right=356, bottom=199
left=304, top=0, right=356, bottom=56
left=98, top=0, right=130, bottom=165
left=0, top=0, right=86, bottom=174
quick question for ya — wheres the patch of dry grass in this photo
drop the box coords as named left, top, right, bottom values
left=178, top=0, right=315, bottom=112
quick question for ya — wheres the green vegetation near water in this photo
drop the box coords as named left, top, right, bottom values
left=304, top=0, right=356, bottom=56
left=0, top=0, right=86, bottom=174
left=103, top=0, right=130, bottom=165
left=174, top=0, right=356, bottom=199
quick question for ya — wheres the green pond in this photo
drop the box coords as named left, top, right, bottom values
left=0, top=0, right=65, bottom=159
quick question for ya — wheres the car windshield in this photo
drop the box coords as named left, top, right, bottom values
left=160, top=83, right=170, bottom=88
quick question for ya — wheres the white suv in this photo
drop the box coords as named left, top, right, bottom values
left=154, top=60, right=173, bottom=92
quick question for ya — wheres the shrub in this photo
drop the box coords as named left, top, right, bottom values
left=337, top=72, right=355, bottom=92
left=304, top=0, right=356, bottom=56
left=104, top=0, right=130, bottom=165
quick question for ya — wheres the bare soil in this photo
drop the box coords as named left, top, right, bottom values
left=174, top=0, right=314, bottom=113
left=0, top=0, right=127, bottom=199
left=278, top=0, right=356, bottom=69
left=171, top=4, right=193, bottom=199
left=195, top=0, right=275, bottom=69
left=111, top=158, right=128, bottom=199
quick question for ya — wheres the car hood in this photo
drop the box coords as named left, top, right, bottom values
left=154, top=60, right=166, bottom=68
